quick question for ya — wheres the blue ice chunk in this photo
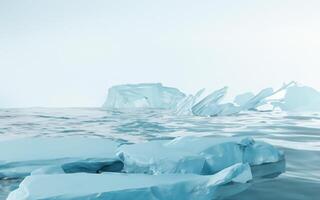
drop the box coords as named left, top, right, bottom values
left=0, top=137, right=121, bottom=179
left=273, top=85, right=320, bottom=111
left=243, top=141, right=285, bottom=165
left=7, top=163, right=252, bottom=200
left=190, top=86, right=275, bottom=116
left=117, top=136, right=284, bottom=178
left=241, top=88, right=274, bottom=110
left=245, top=81, right=295, bottom=111
left=191, top=87, right=228, bottom=116
left=234, top=92, right=255, bottom=106
left=175, top=88, right=205, bottom=115
left=103, top=83, right=186, bottom=109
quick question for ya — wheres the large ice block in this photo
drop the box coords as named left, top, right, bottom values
left=117, top=136, right=285, bottom=178
left=7, top=163, right=252, bottom=200
left=103, top=83, right=186, bottom=109
left=0, top=137, right=121, bottom=179
left=273, top=85, right=320, bottom=111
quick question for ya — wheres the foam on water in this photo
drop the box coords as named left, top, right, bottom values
left=0, top=108, right=319, bottom=199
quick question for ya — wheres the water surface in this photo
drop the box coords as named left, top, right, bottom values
left=0, top=108, right=319, bottom=199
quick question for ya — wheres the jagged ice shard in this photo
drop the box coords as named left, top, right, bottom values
left=0, top=137, right=121, bottom=179
left=175, top=88, right=205, bottom=115
left=103, top=83, right=186, bottom=109
left=102, top=81, right=317, bottom=116
left=187, top=82, right=296, bottom=117
left=117, top=136, right=285, bottom=179
left=7, top=163, right=252, bottom=200
left=191, top=87, right=229, bottom=116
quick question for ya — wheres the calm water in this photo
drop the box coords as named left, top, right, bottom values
left=0, top=108, right=319, bottom=199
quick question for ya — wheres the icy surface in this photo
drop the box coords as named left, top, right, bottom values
left=117, top=136, right=284, bottom=177
left=7, top=163, right=252, bottom=200
left=103, top=83, right=186, bottom=109
left=0, top=137, right=120, bottom=179
left=1, top=108, right=319, bottom=200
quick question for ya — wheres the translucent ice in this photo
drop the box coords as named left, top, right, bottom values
left=191, top=87, right=228, bottom=116
left=0, top=137, right=121, bottom=179
left=175, top=88, right=205, bottom=115
left=273, top=85, right=320, bottom=111
left=189, top=82, right=296, bottom=116
left=103, top=83, right=186, bottom=109
left=117, top=136, right=285, bottom=178
left=7, top=163, right=252, bottom=200
left=241, top=82, right=295, bottom=111
left=234, top=92, right=255, bottom=107
left=241, top=88, right=274, bottom=110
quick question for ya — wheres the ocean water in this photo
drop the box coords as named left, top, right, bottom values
left=0, top=107, right=319, bottom=199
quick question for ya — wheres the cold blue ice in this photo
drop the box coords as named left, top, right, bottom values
left=0, top=83, right=320, bottom=199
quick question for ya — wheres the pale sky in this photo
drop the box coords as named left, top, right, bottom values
left=1, top=0, right=320, bottom=107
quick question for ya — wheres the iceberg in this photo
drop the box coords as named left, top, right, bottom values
left=189, top=82, right=296, bottom=116
left=234, top=92, right=255, bottom=107
left=102, top=82, right=305, bottom=116
left=240, top=88, right=274, bottom=110
left=117, top=136, right=285, bottom=178
left=273, top=85, right=320, bottom=112
left=191, top=87, right=228, bottom=116
left=0, top=137, right=121, bottom=179
left=103, top=83, right=186, bottom=109
left=241, top=82, right=295, bottom=111
left=7, top=163, right=252, bottom=200
left=175, top=88, right=205, bottom=115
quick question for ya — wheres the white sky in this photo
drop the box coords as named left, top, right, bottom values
left=1, top=0, right=320, bottom=107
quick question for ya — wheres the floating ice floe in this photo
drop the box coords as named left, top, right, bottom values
left=103, top=83, right=186, bottom=109
left=7, top=163, right=252, bottom=200
left=272, top=85, right=320, bottom=112
left=0, top=137, right=121, bottom=179
left=117, top=136, right=285, bottom=179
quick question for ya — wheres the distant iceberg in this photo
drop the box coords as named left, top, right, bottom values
left=177, top=82, right=296, bottom=116
left=117, top=136, right=285, bottom=178
left=175, top=88, right=205, bottom=115
left=103, top=83, right=186, bottom=109
left=8, top=163, right=252, bottom=200
left=191, top=87, right=229, bottom=116
left=272, top=85, right=320, bottom=112
left=103, top=82, right=320, bottom=115
left=0, top=137, right=121, bottom=179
